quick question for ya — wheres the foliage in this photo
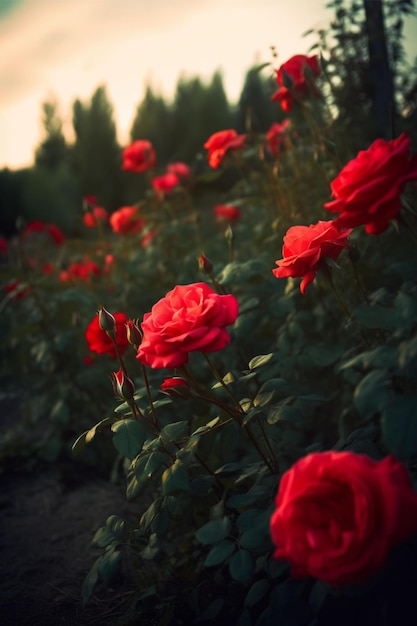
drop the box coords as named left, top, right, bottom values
left=1, top=3, right=417, bottom=625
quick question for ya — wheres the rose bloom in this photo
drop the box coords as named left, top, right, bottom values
left=204, top=129, right=246, bottom=169
left=23, top=221, right=65, bottom=246
left=109, top=206, right=146, bottom=235
left=122, top=140, right=156, bottom=173
left=85, top=311, right=129, bottom=358
left=270, top=451, right=417, bottom=587
left=167, top=162, right=192, bottom=181
left=59, top=259, right=102, bottom=283
left=271, top=54, right=321, bottom=112
left=272, top=220, right=352, bottom=294
left=214, top=204, right=241, bottom=222
left=83, top=206, right=109, bottom=228
left=265, top=119, right=290, bottom=158
left=325, top=132, right=417, bottom=235
left=151, top=172, right=179, bottom=196
left=137, top=282, right=239, bottom=369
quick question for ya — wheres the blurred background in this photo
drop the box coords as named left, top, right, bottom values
left=1, top=0, right=416, bottom=234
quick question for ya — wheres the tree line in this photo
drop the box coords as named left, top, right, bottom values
left=1, top=0, right=415, bottom=237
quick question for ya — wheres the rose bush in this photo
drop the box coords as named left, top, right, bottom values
left=137, top=282, right=239, bottom=369
left=270, top=451, right=417, bottom=587
left=271, top=54, right=321, bottom=112
left=204, top=129, right=246, bottom=169
left=109, top=206, right=146, bottom=235
left=272, top=220, right=352, bottom=293
left=325, top=132, right=417, bottom=234
left=151, top=172, right=179, bottom=196
left=83, top=206, right=109, bottom=228
left=121, top=140, right=156, bottom=173
left=85, top=311, right=129, bottom=358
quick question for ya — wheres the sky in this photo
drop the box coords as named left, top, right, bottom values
left=1, top=0, right=416, bottom=170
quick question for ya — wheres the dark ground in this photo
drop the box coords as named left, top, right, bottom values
left=0, top=466, right=138, bottom=626
left=0, top=391, right=145, bottom=626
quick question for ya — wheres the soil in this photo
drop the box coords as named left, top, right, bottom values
left=0, top=465, right=139, bottom=626
left=0, top=393, right=144, bottom=626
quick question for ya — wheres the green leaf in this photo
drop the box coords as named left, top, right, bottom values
left=86, top=417, right=117, bottom=443
left=240, top=528, right=271, bottom=551
left=212, top=371, right=236, bottom=388
left=229, top=549, right=254, bottom=584
left=354, top=370, right=392, bottom=418
left=81, top=558, right=100, bottom=606
left=382, top=394, right=417, bottom=459
left=50, top=399, right=69, bottom=425
left=253, top=390, right=276, bottom=408
left=98, top=547, right=122, bottom=584
left=111, top=419, right=147, bottom=460
left=191, top=416, right=220, bottom=436
left=245, top=579, right=269, bottom=607
left=141, top=533, right=160, bottom=560
left=267, top=404, right=302, bottom=425
left=140, top=498, right=162, bottom=530
left=204, top=539, right=236, bottom=566
left=215, top=462, right=242, bottom=478
left=72, top=430, right=88, bottom=455
left=161, top=459, right=189, bottom=495
left=354, top=304, right=400, bottom=330
left=190, top=475, right=216, bottom=497
left=195, top=517, right=231, bottom=545
left=227, top=492, right=262, bottom=508
left=160, top=420, right=188, bottom=444
left=248, top=353, right=274, bottom=370
left=92, top=515, right=124, bottom=547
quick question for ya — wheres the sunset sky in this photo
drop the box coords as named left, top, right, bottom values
left=1, top=0, right=416, bottom=169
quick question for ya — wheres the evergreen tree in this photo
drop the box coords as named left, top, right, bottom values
left=130, top=86, right=171, bottom=164
left=71, top=86, right=123, bottom=210
left=235, top=67, right=283, bottom=134
left=35, top=99, right=69, bottom=170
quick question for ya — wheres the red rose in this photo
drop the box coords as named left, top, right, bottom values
left=151, top=172, right=179, bottom=196
left=85, top=311, right=129, bottom=358
left=161, top=377, right=191, bottom=398
left=83, top=206, right=109, bottom=228
left=204, top=129, right=246, bottom=169
left=23, top=221, right=65, bottom=245
left=272, top=220, right=352, bottom=294
left=214, top=204, right=241, bottom=222
left=167, top=162, right=192, bottom=181
left=137, top=282, right=239, bottom=369
left=265, top=119, right=290, bottom=157
left=109, top=207, right=146, bottom=235
left=122, top=140, right=156, bottom=173
left=60, top=259, right=102, bottom=282
left=271, top=54, right=321, bottom=112
left=270, top=451, right=417, bottom=587
left=325, top=132, right=417, bottom=235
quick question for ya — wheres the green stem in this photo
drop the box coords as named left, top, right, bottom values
left=141, top=364, right=159, bottom=426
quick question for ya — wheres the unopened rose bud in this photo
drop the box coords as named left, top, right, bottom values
left=126, top=319, right=143, bottom=349
left=98, top=305, right=116, bottom=332
left=225, top=225, right=234, bottom=243
left=113, top=369, right=135, bottom=401
left=160, top=377, right=191, bottom=399
left=198, top=253, right=213, bottom=274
